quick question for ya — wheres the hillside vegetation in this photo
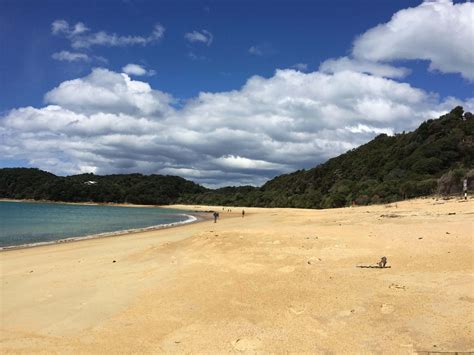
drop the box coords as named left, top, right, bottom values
left=0, top=169, right=206, bottom=205
left=1, top=107, right=473, bottom=208
left=180, top=106, right=473, bottom=207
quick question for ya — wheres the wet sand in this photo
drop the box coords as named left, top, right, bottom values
left=1, top=198, right=473, bottom=353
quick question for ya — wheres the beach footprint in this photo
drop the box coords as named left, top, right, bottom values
left=231, top=337, right=262, bottom=352
left=380, top=303, right=395, bottom=314
left=459, top=296, right=474, bottom=303
left=236, top=263, right=265, bottom=274
left=338, top=306, right=365, bottom=317
left=288, top=303, right=307, bottom=315
left=278, top=265, right=295, bottom=273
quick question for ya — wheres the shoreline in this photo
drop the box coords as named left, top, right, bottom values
left=0, top=207, right=212, bottom=252
left=2, top=194, right=470, bottom=210
left=0, top=198, right=186, bottom=209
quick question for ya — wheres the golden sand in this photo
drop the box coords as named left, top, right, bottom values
left=1, top=198, right=473, bottom=353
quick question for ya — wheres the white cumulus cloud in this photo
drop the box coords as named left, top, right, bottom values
left=320, top=1, right=474, bottom=80
left=44, top=68, right=172, bottom=116
left=1, top=67, right=472, bottom=187
left=352, top=0, right=474, bottom=80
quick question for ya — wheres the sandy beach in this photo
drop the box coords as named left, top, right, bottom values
left=1, top=198, right=473, bottom=353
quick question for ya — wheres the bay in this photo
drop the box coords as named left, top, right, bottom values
left=0, top=201, right=196, bottom=248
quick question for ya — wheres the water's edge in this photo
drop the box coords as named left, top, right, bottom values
left=0, top=213, right=205, bottom=251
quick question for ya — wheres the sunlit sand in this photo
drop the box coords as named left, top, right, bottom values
left=1, top=198, right=473, bottom=353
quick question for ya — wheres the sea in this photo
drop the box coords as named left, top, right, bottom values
left=0, top=201, right=197, bottom=249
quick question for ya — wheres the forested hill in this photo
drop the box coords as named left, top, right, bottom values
left=0, top=169, right=206, bottom=205
left=180, top=106, right=473, bottom=208
left=1, top=107, right=473, bottom=208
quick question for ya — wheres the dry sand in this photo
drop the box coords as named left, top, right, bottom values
left=1, top=198, right=473, bottom=354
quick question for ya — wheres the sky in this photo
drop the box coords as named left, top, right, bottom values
left=1, top=0, right=473, bottom=187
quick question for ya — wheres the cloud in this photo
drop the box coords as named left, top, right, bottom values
left=248, top=46, right=262, bottom=56
left=122, top=63, right=156, bottom=76
left=214, top=155, right=286, bottom=171
left=51, top=19, right=165, bottom=49
left=184, top=30, right=213, bottom=46
left=52, top=20, right=89, bottom=36
left=43, top=68, right=172, bottom=116
left=291, top=63, right=308, bottom=72
left=352, top=0, right=474, bottom=80
left=2, top=67, right=472, bottom=187
left=52, top=50, right=90, bottom=62
left=319, top=57, right=410, bottom=79
left=188, top=52, right=207, bottom=61
left=248, top=43, right=274, bottom=56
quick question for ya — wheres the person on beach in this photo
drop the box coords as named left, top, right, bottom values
left=242, top=209, right=245, bottom=218
left=213, top=212, right=219, bottom=223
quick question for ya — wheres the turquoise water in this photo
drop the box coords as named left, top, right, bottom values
left=0, top=201, right=196, bottom=248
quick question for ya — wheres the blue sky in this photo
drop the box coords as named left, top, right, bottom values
left=1, top=0, right=473, bottom=186
left=1, top=0, right=471, bottom=110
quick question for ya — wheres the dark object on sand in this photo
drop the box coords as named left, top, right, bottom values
left=213, top=212, right=219, bottom=223
left=357, top=256, right=390, bottom=269
left=380, top=214, right=401, bottom=218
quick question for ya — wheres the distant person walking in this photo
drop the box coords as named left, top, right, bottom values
left=213, top=212, right=219, bottom=223
left=463, top=178, right=468, bottom=200
left=242, top=209, right=245, bottom=218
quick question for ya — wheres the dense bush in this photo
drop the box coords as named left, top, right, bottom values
left=0, top=169, right=206, bottom=205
